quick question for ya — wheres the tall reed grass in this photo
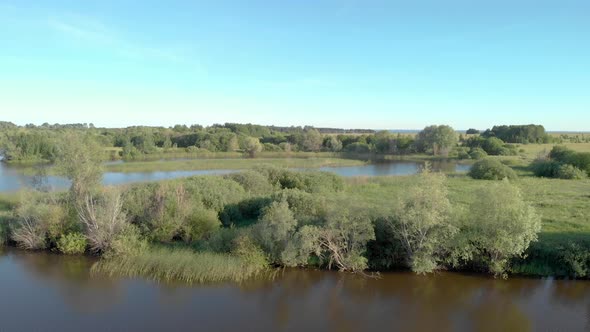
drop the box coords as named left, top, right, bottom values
left=91, top=247, right=268, bottom=283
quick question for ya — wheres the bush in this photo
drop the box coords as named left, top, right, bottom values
left=469, top=148, right=487, bottom=160
left=226, top=171, right=274, bottom=195
left=469, top=158, right=517, bottom=180
left=556, top=164, right=587, bottom=180
left=181, top=208, right=221, bottom=243
left=532, top=160, right=561, bottom=178
left=104, top=224, right=149, bottom=259
left=77, top=188, right=128, bottom=253
left=57, top=232, right=87, bottom=255
left=11, top=193, right=65, bottom=250
left=456, top=147, right=470, bottom=160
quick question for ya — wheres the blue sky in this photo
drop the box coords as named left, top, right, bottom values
left=1, top=0, right=589, bottom=130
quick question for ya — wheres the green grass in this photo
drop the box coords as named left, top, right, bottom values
left=91, top=246, right=269, bottom=284
left=105, top=157, right=367, bottom=173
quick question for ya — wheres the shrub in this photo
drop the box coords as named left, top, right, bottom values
left=278, top=171, right=344, bottom=193
left=104, top=224, right=149, bottom=259
left=57, top=232, right=87, bottom=255
left=532, top=160, right=561, bottom=178
left=469, top=158, right=517, bottom=180
left=11, top=193, right=64, bottom=250
left=270, top=189, right=327, bottom=225
left=456, top=147, right=470, bottom=160
left=77, top=188, right=128, bottom=253
left=181, top=208, right=221, bottom=243
left=469, top=148, right=487, bottom=160
left=556, top=164, right=587, bottom=180
left=226, top=171, right=274, bottom=195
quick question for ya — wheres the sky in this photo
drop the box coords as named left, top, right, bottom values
left=0, top=0, right=589, bottom=130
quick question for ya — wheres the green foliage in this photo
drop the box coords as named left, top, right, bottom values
left=461, top=180, right=541, bottom=276
left=11, top=192, right=66, bottom=250
left=253, top=200, right=297, bottom=264
left=271, top=189, right=327, bottom=225
left=226, top=170, right=275, bottom=195
left=104, top=224, right=149, bottom=259
left=55, top=133, right=104, bottom=198
left=556, top=164, right=587, bottom=179
left=482, top=124, right=549, bottom=144
left=469, top=158, right=518, bottom=180
left=416, top=125, right=457, bottom=156
left=181, top=208, right=221, bottom=243
left=469, top=147, right=488, bottom=160
left=57, top=232, right=87, bottom=255
left=286, top=210, right=375, bottom=272
left=243, top=137, right=262, bottom=157
left=387, top=169, right=456, bottom=273
left=231, top=235, right=268, bottom=268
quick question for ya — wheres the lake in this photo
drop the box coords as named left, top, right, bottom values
left=0, top=248, right=588, bottom=332
left=0, top=160, right=470, bottom=192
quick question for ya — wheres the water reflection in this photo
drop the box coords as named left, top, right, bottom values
left=5, top=249, right=586, bottom=332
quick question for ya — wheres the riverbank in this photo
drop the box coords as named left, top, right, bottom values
left=1, top=167, right=589, bottom=279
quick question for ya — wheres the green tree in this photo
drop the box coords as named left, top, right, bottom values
left=462, top=180, right=541, bottom=276
left=302, top=129, right=323, bottom=152
left=416, top=125, right=457, bottom=156
left=325, top=136, right=343, bottom=152
left=253, top=200, right=297, bottom=264
left=55, top=134, right=104, bottom=199
left=284, top=210, right=375, bottom=272
left=243, top=137, right=262, bottom=157
left=388, top=168, right=456, bottom=273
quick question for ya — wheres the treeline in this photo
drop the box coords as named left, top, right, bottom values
left=0, top=122, right=578, bottom=163
left=482, top=125, right=550, bottom=144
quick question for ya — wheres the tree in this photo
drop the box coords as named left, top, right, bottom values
left=462, top=180, right=541, bottom=276
left=253, top=200, right=297, bottom=264
left=243, top=137, right=262, bottom=158
left=388, top=168, right=456, bottom=273
left=284, top=210, right=375, bottom=272
left=416, top=125, right=457, bottom=156
left=55, top=134, right=104, bottom=199
left=325, top=136, right=343, bottom=152
left=466, top=128, right=480, bottom=135
left=302, top=129, right=323, bottom=152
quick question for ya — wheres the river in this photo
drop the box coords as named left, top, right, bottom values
left=0, top=160, right=470, bottom=192
left=0, top=248, right=588, bottom=332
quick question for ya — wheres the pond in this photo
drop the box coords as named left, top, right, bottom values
left=0, top=160, right=470, bottom=192
left=0, top=249, right=588, bottom=332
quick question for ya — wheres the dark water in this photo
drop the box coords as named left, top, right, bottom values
left=0, top=249, right=588, bottom=332
left=0, top=160, right=470, bottom=192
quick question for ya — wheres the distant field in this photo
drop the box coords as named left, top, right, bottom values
left=511, top=142, right=590, bottom=160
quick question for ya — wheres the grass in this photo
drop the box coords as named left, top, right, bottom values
left=343, top=174, right=590, bottom=277
left=105, top=157, right=367, bottom=173
left=91, top=246, right=269, bottom=284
